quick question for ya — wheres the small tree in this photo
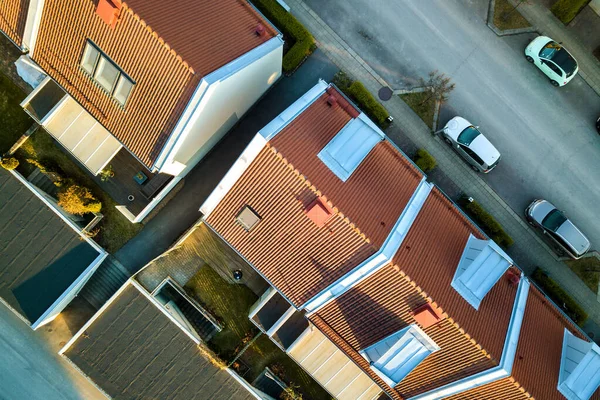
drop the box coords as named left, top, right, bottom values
left=418, top=70, right=455, bottom=106
left=58, top=184, right=102, bottom=215
left=0, top=157, right=19, bottom=170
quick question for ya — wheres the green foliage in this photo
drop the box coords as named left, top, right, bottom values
left=58, top=184, right=102, bottom=215
left=0, top=156, right=19, bottom=170
left=346, top=81, right=390, bottom=128
left=26, top=158, right=64, bottom=186
left=413, top=149, right=436, bottom=173
left=332, top=70, right=353, bottom=91
left=531, top=268, right=588, bottom=325
left=251, top=0, right=316, bottom=73
left=99, top=164, right=114, bottom=182
left=550, top=0, right=590, bottom=24
left=459, top=197, right=514, bottom=248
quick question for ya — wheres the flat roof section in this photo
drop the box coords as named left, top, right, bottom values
left=270, top=91, right=423, bottom=248
left=0, top=170, right=100, bottom=323
left=64, top=284, right=255, bottom=400
left=206, top=146, right=376, bottom=306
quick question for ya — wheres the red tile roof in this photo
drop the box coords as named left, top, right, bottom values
left=442, top=377, right=529, bottom=400
left=32, top=0, right=276, bottom=168
left=0, top=0, right=27, bottom=46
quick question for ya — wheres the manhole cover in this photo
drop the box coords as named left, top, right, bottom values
left=378, top=87, right=393, bottom=101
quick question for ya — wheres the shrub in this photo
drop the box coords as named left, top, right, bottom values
left=531, top=268, right=588, bottom=325
left=413, top=149, right=436, bottom=172
left=332, top=70, right=353, bottom=92
left=346, top=81, right=390, bottom=128
left=551, top=0, right=590, bottom=24
left=0, top=156, right=19, bottom=170
left=26, top=158, right=64, bottom=186
left=58, top=184, right=102, bottom=215
left=459, top=197, right=514, bottom=248
left=251, top=0, right=316, bottom=73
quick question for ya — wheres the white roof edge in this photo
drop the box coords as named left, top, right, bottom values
left=302, top=178, right=433, bottom=313
left=499, top=275, right=530, bottom=372
left=199, top=134, right=267, bottom=217
left=260, top=79, right=329, bottom=140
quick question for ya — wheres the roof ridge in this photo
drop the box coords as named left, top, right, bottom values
left=267, top=144, right=372, bottom=246
left=120, top=3, right=195, bottom=74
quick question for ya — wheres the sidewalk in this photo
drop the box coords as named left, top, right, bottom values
left=285, top=0, right=600, bottom=338
left=515, top=0, right=600, bottom=96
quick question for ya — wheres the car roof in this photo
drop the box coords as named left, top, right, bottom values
left=555, top=220, right=591, bottom=255
left=469, top=134, right=501, bottom=165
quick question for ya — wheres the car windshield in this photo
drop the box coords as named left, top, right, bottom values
left=542, top=209, right=567, bottom=232
left=457, top=126, right=481, bottom=146
left=539, top=42, right=561, bottom=59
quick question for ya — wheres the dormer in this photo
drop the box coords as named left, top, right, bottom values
left=558, top=329, right=600, bottom=400
left=359, top=324, right=439, bottom=387
left=317, top=117, right=384, bottom=182
left=451, top=234, right=513, bottom=310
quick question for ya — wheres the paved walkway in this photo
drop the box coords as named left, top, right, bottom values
left=516, top=0, right=600, bottom=95
left=286, top=0, right=600, bottom=338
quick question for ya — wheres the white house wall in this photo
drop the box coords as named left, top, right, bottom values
left=158, top=42, right=283, bottom=176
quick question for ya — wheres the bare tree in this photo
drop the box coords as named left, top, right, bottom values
left=418, top=70, right=455, bottom=106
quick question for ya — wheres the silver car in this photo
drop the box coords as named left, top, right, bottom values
left=525, top=199, right=591, bottom=259
left=442, top=116, right=501, bottom=173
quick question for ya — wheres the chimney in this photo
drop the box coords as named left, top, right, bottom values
left=96, top=0, right=122, bottom=29
left=305, top=197, right=334, bottom=228
left=327, top=95, right=337, bottom=107
left=411, top=303, right=444, bottom=329
left=255, top=24, right=266, bottom=36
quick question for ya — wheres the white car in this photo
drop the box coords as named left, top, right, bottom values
left=525, top=36, right=578, bottom=87
left=442, top=116, right=501, bottom=173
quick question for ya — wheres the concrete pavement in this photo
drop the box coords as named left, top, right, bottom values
left=287, top=0, right=600, bottom=338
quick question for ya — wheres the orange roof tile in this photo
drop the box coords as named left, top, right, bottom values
left=271, top=92, right=423, bottom=248
left=32, top=0, right=275, bottom=168
left=442, top=377, right=529, bottom=400
left=0, top=0, right=27, bottom=46
left=206, top=146, right=375, bottom=306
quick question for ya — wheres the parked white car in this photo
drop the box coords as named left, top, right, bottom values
left=442, top=116, right=501, bottom=173
left=525, top=36, right=578, bottom=87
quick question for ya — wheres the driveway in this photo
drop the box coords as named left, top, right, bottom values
left=306, top=0, right=600, bottom=250
left=0, top=303, right=105, bottom=400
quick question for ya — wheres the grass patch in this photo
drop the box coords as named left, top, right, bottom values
left=458, top=197, right=514, bottom=249
left=400, top=91, right=436, bottom=129
left=531, top=268, right=588, bottom=325
left=251, top=0, right=316, bottom=73
left=565, top=257, right=600, bottom=293
left=332, top=71, right=390, bottom=129
left=551, top=0, right=590, bottom=25
left=493, top=0, right=531, bottom=30
left=413, top=149, right=436, bottom=173
left=0, top=73, right=34, bottom=155
left=184, top=266, right=330, bottom=399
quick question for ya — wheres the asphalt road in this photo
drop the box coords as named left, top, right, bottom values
left=0, top=303, right=105, bottom=400
left=306, top=0, right=600, bottom=250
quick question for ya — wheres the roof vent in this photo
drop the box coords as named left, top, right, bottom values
left=411, top=303, right=444, bottom=329
left=506, top=269, right=520, bottom=286
left=305, top=197, right=334, bottom=228
left=96, top=0, right=122, bottom=29
left=327, top=95, right=338, bottom=107
left=237, top=205, right=261, bottom=231
left=451, top=234, right=513, bottom=310
left=255, top=24, right=266, bottom=36
left=558, top=329, right=600, bottom=400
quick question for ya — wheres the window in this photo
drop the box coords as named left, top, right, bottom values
left=542, top=209, right=566, bottom=232
left=457, top=126, right=481, bottom=146
left=80, top=40, right=135, bottom=106
left=461, top=145, right=484, bottom=166
left=237, top=206, right=261, bottom=231
left=545, top=60, right=563, bottom=76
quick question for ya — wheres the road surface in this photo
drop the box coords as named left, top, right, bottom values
left=306, top=0, right=600, bottom=250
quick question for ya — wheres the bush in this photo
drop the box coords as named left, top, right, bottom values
left=459, top=197, right=514, bottom=248
left=413, top=149, right=436, bottom=172
left=0, top=156, right=19, bottom=170
left=346, top=81, right=390, bottom=128
left=58, top=184, right=102, bottom=215
left=251, top=0, right=316, bottom=73
left=531, top=268, right=588, bottom=325
left=551, top=0, right=590, bottom=24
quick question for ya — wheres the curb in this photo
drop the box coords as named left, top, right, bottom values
left=486, top=0, right=537, bottom=37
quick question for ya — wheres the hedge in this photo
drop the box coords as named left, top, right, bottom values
left=532, top=268, right=588, bottom=325
left=459, top=197, right=514, bottom=249
left=414, top=149, right=436, bottom=173
left=251, top=0, right=316, bottom=73
left=346, top=82, right=390, bottom=128
left=551, top=0, right=590, bottom=24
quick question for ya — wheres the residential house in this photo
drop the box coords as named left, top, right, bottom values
left=0, top=168, right=107, bottom=329
left=1, top=0, right=283, bottom=222
left=60, top=280, right=266, bottom=400
left=197, top=80, right=600, bottom=400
